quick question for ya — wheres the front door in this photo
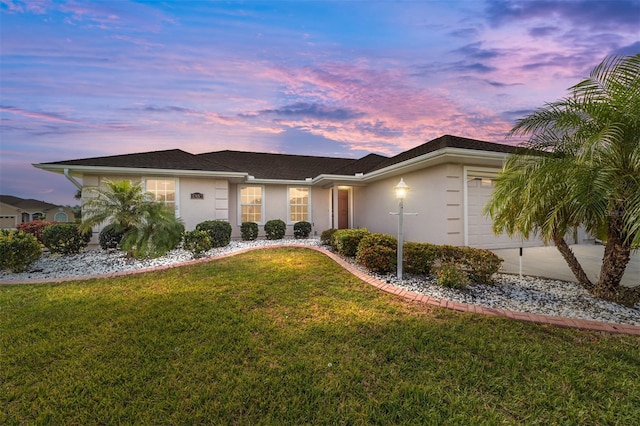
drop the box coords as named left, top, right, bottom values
left=338, top=189, right=349, bottom=229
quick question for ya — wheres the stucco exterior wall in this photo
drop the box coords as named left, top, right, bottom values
left=354, top=164, right=461, bottom=245
left=178, top=178, right=228, bottom=230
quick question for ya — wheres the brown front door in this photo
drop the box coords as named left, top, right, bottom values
left=338, top=189, right=349, bottom=229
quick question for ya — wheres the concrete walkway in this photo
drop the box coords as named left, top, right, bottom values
left=493, top=245, right=639, bottom=288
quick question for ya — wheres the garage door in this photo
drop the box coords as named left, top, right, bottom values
left=0, top=215, right=17, bottom=229
left=466, top=176, right=542, bottom=249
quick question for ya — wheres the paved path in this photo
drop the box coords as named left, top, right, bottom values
left=493, top=245, right=639, bottom=287
left=3, top=244, right=639, bottom=336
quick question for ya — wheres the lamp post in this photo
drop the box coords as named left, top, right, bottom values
left=394, top=178, right=409, bottom=281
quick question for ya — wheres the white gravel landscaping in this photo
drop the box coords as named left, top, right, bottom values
left=1, top=238, right=639, bottom=326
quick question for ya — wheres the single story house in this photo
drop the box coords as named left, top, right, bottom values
left=0, top=195, right=75, bottom=229
left=33, top=134, right=589, bottom=249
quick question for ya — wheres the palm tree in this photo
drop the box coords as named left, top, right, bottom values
left=80, top=180, right=150, bottom=235
left=486, top=54, right=640, bottom=302
left=120, top=201, right=185, bottom=258
left=81, top=180, right=184, bottom=258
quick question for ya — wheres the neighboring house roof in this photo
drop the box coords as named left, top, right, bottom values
left=33, top=134, right=517, bottom=182
left=196, top=150, right=358, bottom=180
left=0, top=195, right=64, bottom=211
left=40, top=149, right=239, bottom=172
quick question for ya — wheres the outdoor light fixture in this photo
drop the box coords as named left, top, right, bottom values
left=394, top=178, right=409, bottom=200
left=394, top=178, right=409, bottom=280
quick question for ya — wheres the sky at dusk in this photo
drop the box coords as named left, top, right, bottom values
left=1, top=0, right=639, bottom=206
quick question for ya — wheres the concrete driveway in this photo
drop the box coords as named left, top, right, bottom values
left=492, top=245, right=639, bottom=288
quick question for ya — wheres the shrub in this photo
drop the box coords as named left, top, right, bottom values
left=403, top=242, right=438, bottom=276
left=99, top=224, right=127, bottom=250
left=196, top=220, right=232, bottom=247
left=42, top=223, right=90, bottom=255
left=0, top=230, right=41, bottom=272
left=264, top=219, right=286, bottom=240
left=355, top=233, right=397, bottom=274
left=17, top=220, right=56, bottom=244
left=460, top=247, right=503, bottom=284
left=241, top=222, right=259, bottom=241
left=183, top=230, right=213, bottom=258
left=333, top=228, right=370, bottom=257
left=320, top=228, right=337, bottom=246
left=293, top=221, right=312, bottom=239
left=435, top=262, right=468, bottom=289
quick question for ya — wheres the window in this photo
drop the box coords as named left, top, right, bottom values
left=54, top=212, right=69, bottom=222
left=146, top=179, right=176, bottom=212
left=240, top=185, right=263, bottom=223
left=289, top=187, right=309, bottom=222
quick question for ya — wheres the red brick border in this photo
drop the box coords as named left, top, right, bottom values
left=2, top=244, right=639, bottom=336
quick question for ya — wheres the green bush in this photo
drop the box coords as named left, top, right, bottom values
left=17, top=220, right=56, bottom=244
left=403, top=242, right=439, bottom=276
left=241, top=222, right=259, bottom=241
left=333, top=228, right=370, bottom=257
left=99, top=224, right=127, bottom=250
left=264, top=219, right=286, bottom=240
left=42, top=223, right=90, bottom=255
left=183, top=230, right=213, bottom=258
left=0, top=230, right=42, bottom=272
left=356, top=239, right=397, bottom=274
left=320, top=228, right=337, bottom=246
left=293, top=221, right=312, bottom=239
left=354, top=233, right=398, bottom=274
left=460, top=247, right=503, bottom=284
left=195, top=220, right=232, bottom=247
left=435, top=262, right=468, bottom=289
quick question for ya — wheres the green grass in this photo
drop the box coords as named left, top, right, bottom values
left=1, top=247, right=639, bottom=424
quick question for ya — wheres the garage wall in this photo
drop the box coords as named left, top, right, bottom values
left=464, top=166, right=544, bottom=249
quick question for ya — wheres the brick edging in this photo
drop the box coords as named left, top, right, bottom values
left=2, top=244, right=639, bottom=336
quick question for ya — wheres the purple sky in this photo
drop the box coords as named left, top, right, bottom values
left=1, top=0, right=639, bottom=206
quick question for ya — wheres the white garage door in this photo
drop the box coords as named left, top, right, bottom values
left=0, top=215, right=17, bottom=229
left=466, top=176, right=542, bottom=249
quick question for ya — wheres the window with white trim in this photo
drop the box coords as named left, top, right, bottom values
left=240, top=185, right=263, bottom=223
left=146, top=179, right=177, bottom=212
left=289, top=187, right=309, bottom=222
left=54, top=212, right=69, bottom=222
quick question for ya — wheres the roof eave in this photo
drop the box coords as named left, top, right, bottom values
left=33, top=163, right=248, bottom=179
left=361, top=148, right=508, bottom=182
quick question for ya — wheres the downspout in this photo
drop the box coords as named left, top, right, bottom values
left=64, top=168, right=83, bottom=190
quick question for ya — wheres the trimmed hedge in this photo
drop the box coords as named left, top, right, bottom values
left=241, top=222, right=259, bottom=241
left=42, top=223, right=90, bottom=255
left=320, top=228, right=337, bottom=246
left=403, top=242, right=438, bottom=276
left=195, top=220, right=232, bottom=248
left=356, top=233, right=397, bottom=274
left=293, top=221, right=312, bottom=239
left=0, top=230, right=41, bottom=272
left=335, top=231, right=503, bottom=285
left=333, top=228, right=370, bottom=257
left=183, top=230, right=212, bottom=258
left=265, top=219, right=286, bottom=240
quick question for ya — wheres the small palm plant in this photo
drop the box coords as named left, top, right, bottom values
left=81, top=180, right=184, bottom=258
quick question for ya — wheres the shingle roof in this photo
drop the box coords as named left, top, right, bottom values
left=327, top=153, right=389, bottom=175
left=0, top=195, right=62, bottom=211
left=36, top=135, right=515, bottom=180
left=196, top=150, right=358, bottom=180
left=371, top=134, right=517, bottom=171
left=41, top=149, right=239, bottom=172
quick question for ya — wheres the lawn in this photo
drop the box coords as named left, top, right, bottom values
left=1, top=247, right=639, bottom=424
